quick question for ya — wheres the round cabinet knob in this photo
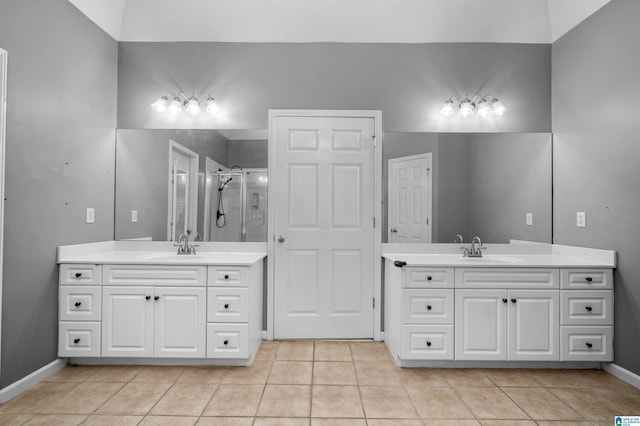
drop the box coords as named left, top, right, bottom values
left=511, top=298, right=517, bottom=303
left=427, top=276, right=432, bottom=281
left=426, top=305, right=432, bottom=311
left=74, top=302, right=82, bottom=307
left=586, top=342, right=593, bottom=348
left=502, top=298, right=508, bottom=303
left=75, top=273, right=82, bottom=278
left=390, top=228, right=398, bottom=233
left=223, top=340, right=229, bottom=346
left=585, top=306, right=593, bottom=312
left=224, top=304, right=230, bottom=309
left=277, top=235, right=286, bottom=243
left=73, top=338, right=80, bottom=344
left=224, top=274, right=230, bottom=280
left=585, top=277, right=593, bottom=282
left=154, top=296, right=160, bottom=301
left=145, top=295, right=151, bottom=300
left=426, top=341, right=432, bottom=347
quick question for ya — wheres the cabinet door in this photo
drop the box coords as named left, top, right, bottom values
left=102, top=286, right=154, bottom=357
left=508, top=290, right=559, bottom=361
left=154, top=287, right=206, bottom=358
left=455, top=289, right=507, bottom=360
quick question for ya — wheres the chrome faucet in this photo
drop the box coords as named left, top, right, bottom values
left=175, top=233, right=198, bottom=255
left=463, top=236, right=485, bottom=258
left=454, top=234, right=464, bottom=244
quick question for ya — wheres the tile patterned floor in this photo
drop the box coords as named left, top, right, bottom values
left=1, top=341, right=639, bottom=425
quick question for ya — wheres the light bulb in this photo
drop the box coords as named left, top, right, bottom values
left=206, top=96, right=220, bottom=116
left=167, top=97, right=183, bottom=115
left=151, top=96, right=169, bottom=113
left=491, top=99, right=506, bottom=116
left=185, top=95, right=201, bottom=115
left=459, top=98, right=475, bottom=118
left=440, top=99, right=456, bottom=117
left=476, top=98, right=491, bottom=118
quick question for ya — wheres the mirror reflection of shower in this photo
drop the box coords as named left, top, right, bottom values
left=208, top=168, right=268, bottom=242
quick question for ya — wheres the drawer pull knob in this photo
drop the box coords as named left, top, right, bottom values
left=586, top=342, right=593, bottom=348
left=426, top=305, right=432, bottom=311
left=73, top=338, right=80, bottom=344
left=426, top=341, right=432, bottom=347
left=502, top=298, right=508, bottom=303
left=74, top=302, right=82, bottom=307
left=75, top=273, right=82, bottom=278
left=511, top=298, right=517, bottom=303
left=223, top=340, right=229, bottom=346
left=224, top=274, right=230, bottom=280
left=585, top=306, right=593, bottom=312
left=393, top=260, right=407, bottom=268
left=585, top=277, right=593, bottom=282
left=154, top=296, right=160, bottom=301
left=145, top=295, right=151, bottom=300
left=427, top=276, right=432, bottom=281
left=224, top=303, right=230, bottom=309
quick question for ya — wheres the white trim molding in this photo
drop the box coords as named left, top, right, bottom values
left=603, top=362, right=640, bottom=390
left=0, top=359, right=67, bottom=404
left=0, top=48, right=8, bottom=382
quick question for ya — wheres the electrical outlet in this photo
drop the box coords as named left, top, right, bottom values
left=131, top=210, right=138, bottom=223
left=576, top=211, right=586, bottom=228
left=86, top=208, right=95, bottom=224
left=526, top=213, right=533, bottom=226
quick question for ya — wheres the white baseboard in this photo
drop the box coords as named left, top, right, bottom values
left=0, top=358, right=67, bottom=404
left=603, top=362, right=640, bottom=389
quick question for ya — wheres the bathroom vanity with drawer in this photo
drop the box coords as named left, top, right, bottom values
left=383, top=243, right=615, bottom=367
left=57, top=241, right=265, bottom=365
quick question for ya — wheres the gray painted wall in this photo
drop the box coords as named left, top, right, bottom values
left=552, top=0, right=640, bottom=375
left=437, top=134, right=470, bottom=242
left=117, top=42, right=551, bottom=132
left=0, top=0, right=117, bottom=387
left=227, top=140, right=268, bottom=169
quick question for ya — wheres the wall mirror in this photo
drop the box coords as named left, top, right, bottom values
left=115, top=129, right=268, bottom=242
left=382, top=132, right=552, bottom=244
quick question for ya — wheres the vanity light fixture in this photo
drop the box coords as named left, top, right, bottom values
left=151, top=92, right=220, bottom=117
left=440, top=94, right=506, bottom=118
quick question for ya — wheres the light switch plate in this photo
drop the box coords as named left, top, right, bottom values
left=576, top=211, right=586, bottom=228
left=131, top=210, right=138, bottom=223
left=86, top=208, right=95, bottom=224
left=526, top=213, right=533, bottom=226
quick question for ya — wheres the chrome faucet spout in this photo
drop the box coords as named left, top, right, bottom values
left=467, top=236, right=484, bottom=258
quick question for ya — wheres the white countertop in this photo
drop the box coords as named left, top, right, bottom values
left=58, top=241, right=267, bottom=266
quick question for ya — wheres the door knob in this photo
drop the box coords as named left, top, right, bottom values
left=277, top=235, right=285, bottom=243
left=391, top=228, right=398, bottom=233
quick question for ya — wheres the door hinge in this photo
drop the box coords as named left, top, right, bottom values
left=426, top=218, right=429, bottom=225
left=372, top=135, right=376, bottom=148
left=426, top=168, right=431, bottom=176
left=373, top=217, right=376, bottom=228
left=373, top=297, right=376, bottom=309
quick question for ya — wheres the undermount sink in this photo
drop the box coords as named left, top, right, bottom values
left=457, top=256, right=521, bottom=264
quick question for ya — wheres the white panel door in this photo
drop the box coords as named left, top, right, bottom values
left=508, top=289, right=559, bottom=361
left=154, top=287, right=206, bottom=358
left=388, top=154, right=432, bottom=243
left=455, top=289, right=507, bottom=360
left=102, top=286, right=154, bottom=357
left=273, top=115, right=375, bottom=338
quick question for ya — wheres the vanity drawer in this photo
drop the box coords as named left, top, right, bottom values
left=102, top=264, right=206, bottom=286
left=561, top=290, right=613, bottom=325
left=455, top=268, right=559, bottom=289
left=402, top=289, right=454, bottom=324
left=560, top=326, right=613, bottom=361
left=402, top=267, right=454, bottom=289
left=401, top=325, right=454, bottom=360
left=208, top=266, right=249, bottom=287
left=561, top=269, right=613, bottom=289
left=208, top=288, right=249, bottom=323
left=207, top=323, right=248, bottom=359
left=58, top=321, right=101, bottom=357
left=59, top=264, right=101, bottom=285
left=59, top=286, right=101, bottom=321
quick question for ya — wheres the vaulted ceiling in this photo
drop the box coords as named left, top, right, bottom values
left=68, top=0, right=610, bottom=43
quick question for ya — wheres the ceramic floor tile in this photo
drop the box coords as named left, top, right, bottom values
left=485, top=369, right=540, bottom=387
left=313, top=342, right=353, bottom=361
left=0, top=382, right=78, bottom=414
left=566, top=369, right=627, bottom=388
left=176, top=366, right=229, bottom=384
left=478, top=421, right=536, bottom=426
left=256, top=384, right=311, bottom=418
left=149, top=383, right=217, bottom=416
left=502, top=387, right=583, bottom=420
left=222, top=362, right=272, bottom=385
left=0, top=413, right=34, bottom=425
left=81, top=414, right=144, bottom=425
left=276, top=342, right=315, bottom=361
left=45, top=366, right=101, bottom=383
left=254, top=418, right=310, bottom=426
left=254, top=342, right=279, bottom=361
left=40, top=382, right=125, bottom=415
left=311, top=419, right=366, bottom=425
left=132, top=366, right=185, bottom=383
left=592, top=386, right=640, bottom=413
left=455, top=386, right=529, bottom=420
left=354, top=362, right=402, bottom=386
left=85, top=366, right=142, bottom=383
left=138, top=416, right=198, bottom=425
left=349, top=342, right=390, bottom=362
left=548, top=387, right=624, bottom=420
left=397, top=368, right=449, bottom=387
left=421, top=421, right=481, bottom=426
left=313, top=362, right=357, bottom=385
left=359, top=386, right=418, bottom=419
left=202, top=384, right=264, bottom=417
left=21, top=414, right=87, bottom=425
left=195, top=417, right=254, bottom=425
left=311, top=385, right=364, bottom=418
left=268, top=361, right=313, bottom=384
left=524, top=369, right=589, bottom=388
left=534, top=422, right=595, bottom=426
left=95, top=382, right=171, bottom=416
left=368, top=420, right=427, bottom=426
left=441, top=369, right=494, bottom=387
left=406, top=386, right=475, bottom=419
